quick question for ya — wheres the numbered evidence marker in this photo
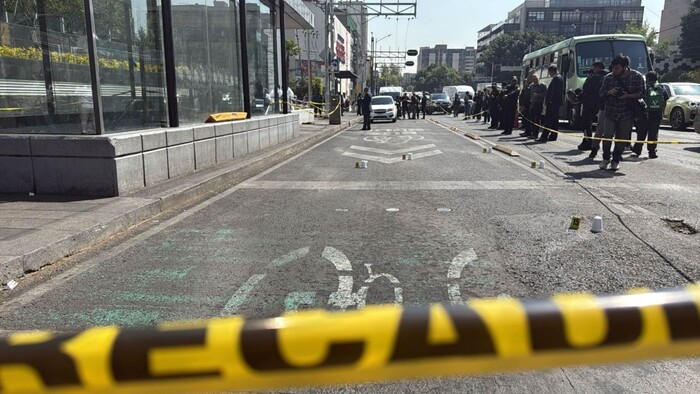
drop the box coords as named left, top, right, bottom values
left=569, top=216, right=582, bottom=230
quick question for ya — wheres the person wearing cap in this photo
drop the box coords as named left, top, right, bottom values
left=501, top=76, right=520, bottom=135
left=538, top=64, right=564, bottom=142
left=578, top=61, right=607, bottom=152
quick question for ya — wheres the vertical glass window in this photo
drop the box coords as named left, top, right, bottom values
left=172, top=0, right=243, bottom=124
left=93, top=0, right=167, bottom=133
left=0, top=0, right=92, bottom=134
left=246, top=0, right=278, bottom=117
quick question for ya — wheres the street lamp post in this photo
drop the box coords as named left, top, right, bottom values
left=576, top=9, right=597, bottom=35
left=371, top=33, right=391, bottom=94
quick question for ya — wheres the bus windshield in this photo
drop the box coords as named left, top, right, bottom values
left=575, top=40, right=649, bottom=77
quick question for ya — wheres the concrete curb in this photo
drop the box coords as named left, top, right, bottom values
left=494, top=144, right=520, bottom=157
left=1, top=118, right=361, bottom=285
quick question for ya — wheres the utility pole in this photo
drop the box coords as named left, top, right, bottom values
left=370, top=33, right=374, bottom=95
left=324, top=0, right=336, bottom=116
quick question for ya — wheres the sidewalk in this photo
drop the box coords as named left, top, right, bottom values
left=0, top=117, right=361, bottom=287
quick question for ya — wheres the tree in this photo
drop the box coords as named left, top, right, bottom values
left=680, top=0, right=700, bottom=60
left=476, top=30, right=563, bottom=72
left=461, top=71, right=473, bottom=85
left=378, top=64, right=402, bottom=87
left=619, top=20, right=658, bottom=46
left=414, top=64, right=460, bottom=93
left=285, top=39, right=301, bottom=92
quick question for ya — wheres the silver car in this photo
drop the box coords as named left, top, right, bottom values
left=660, top=83, right=700, bottom=130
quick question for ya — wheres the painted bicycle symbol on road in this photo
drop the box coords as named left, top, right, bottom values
left=221, top=247, right=484, bottom=316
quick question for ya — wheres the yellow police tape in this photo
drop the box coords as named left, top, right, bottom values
left=2, top=287, right=700, bottom=394
left=518, top=110, right=700, bottom=145
left=463, top=109, right=489, bottom=120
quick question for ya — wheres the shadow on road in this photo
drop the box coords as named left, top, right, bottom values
left=684, top=146, right=700, bottom=154
left=565, top=169, right=626, bottom=180
left=548, top=149, right=583, bottom=156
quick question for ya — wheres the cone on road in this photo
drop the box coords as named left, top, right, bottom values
left=591, top=216, right=604, bottom=233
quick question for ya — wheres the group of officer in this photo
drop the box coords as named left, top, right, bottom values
left=472, top=55, right=666, bottom=171
left=397, top=92, right=429, bottom=120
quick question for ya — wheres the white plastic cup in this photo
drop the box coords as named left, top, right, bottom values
left=591, top=216, right=604, bottom=233
left=360, top=160, right=368, bottom=169
left=407, top=153, right=414, bottom=160
left=539, top=160, right=545, bottom=169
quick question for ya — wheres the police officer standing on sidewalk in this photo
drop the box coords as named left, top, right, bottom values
left=538, top=65, right=564, bottom=142
left=519, top=74, right=534, bottom=137
left=361, top=87, right=372, bottom=131
left=577, top=61, right=607, bottom=150
left=488, top=85, right=500, bottom=129
left=632, top=71, right=668, bottom=159
left=501, top=77, right=520, bottom=135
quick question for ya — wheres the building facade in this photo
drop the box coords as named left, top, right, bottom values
left=477, top=0, right=645, bottom=58
left=0, top=0, right=315, bottom=196
left=659, top=0, right=692, bottom=43
left=418, top=45, right=477, bottom=75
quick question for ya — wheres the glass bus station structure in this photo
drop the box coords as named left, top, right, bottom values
left=0, top=0, right=314, bottom=195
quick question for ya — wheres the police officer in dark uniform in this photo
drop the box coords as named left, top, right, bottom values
left=538, top=64, right=564, bottom=142
left=501, top=77, right=520, bottom=135
left=577, top=61, right=606, bottom=150
left=361, top=87, right=372, bottom=130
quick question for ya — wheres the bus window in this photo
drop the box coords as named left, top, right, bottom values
left=575, top=40, right=649, bottom=77
left=613, top=40, right=650, bottom=75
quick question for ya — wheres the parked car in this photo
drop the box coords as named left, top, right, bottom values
left=370, top=95, right=397, bottom=123
left=660, top=82, right=700, bottom=130
left=692, top=108, right=700, bottom=134
left=428, top=92, right=451, bottom=115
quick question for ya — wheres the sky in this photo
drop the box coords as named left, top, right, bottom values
left=368, top=0, right=665, bottom=73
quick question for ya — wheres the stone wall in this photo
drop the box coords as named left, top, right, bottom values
left=0, top=114, right=300, bottom=196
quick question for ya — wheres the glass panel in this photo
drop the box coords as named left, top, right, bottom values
left=246, top=0, right=278, bottom=117
left=613, top=40, right=649, bottom=74
left=576, top=41, right=613, bottom=77
left=0, top=0, right=93, bottom=134
left=172, top=0, right=244, bottom=124
left=93, top=0, right=167, bottom=133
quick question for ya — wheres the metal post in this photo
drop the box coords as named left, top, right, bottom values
left=279, top=0, right=288, bottom=114
left=123, top=1, right=136, bottom=100
left=238, top=0, right=251, bottom=118
left=36, top=0, right=56, bottom=118
left=593, top=18, right=597, bottom=35
left=324, top=0, right=333, bottom=116
left=83, top=0, right=104, bottom=134
left=161, top=0, right=179, bottom=127
left=370, top=33, right=374, bottom=94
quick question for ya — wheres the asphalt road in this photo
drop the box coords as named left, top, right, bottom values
left=2, top=115, right=700, bottom=392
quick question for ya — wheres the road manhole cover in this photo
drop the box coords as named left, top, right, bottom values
left=437, top=208, right=452, bottom=212
left=662, top=218, right=698, bottom=235
left=385, top=208, right=400, bottom=212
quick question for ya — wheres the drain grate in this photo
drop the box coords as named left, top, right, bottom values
left=662, top=218, right=698, bottom=235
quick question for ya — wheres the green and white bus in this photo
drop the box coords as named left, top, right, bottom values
left=522, top=34, right=652, bottom=127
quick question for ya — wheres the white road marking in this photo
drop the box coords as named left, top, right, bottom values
left=447, top=249, right=479, bottom=304
left=447, top=249, right=478, bottom=279
left=363, top=135, right=425, bottom=144
left=220, top=274, right=266, bottom=316
left=272, top=247, right=310, bottom=267
left=328, top=276, right=359, bottom=310
left=322, top=246, right=353, bottom=271
left=348, top=144, right=437, bottom=155
left=342, top=150, right=443, bottom=163
left=239, top=180, right=560, bottom=191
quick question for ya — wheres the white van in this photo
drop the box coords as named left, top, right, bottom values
left=379, top=86, right=403, bottom=101
left=442, top=85, right=475, bottom=101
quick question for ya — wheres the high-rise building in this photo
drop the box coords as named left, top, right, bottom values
left=418, top=45, right=477, bottom=75
left=659, top=0, right=692, bottom=43
left=477, top=0, right=645, bottom=58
